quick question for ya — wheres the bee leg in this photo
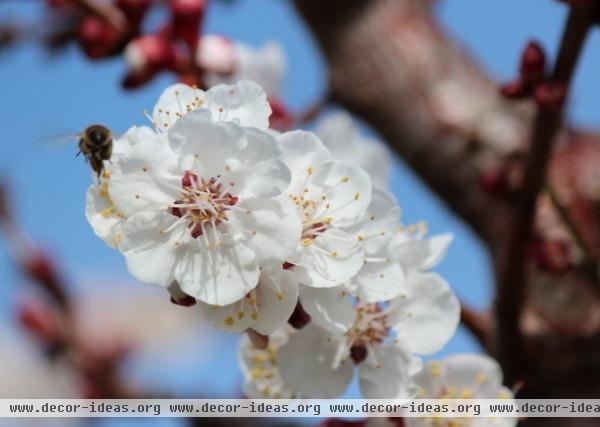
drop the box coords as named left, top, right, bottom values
left=76, top=150, right=82, bottom=157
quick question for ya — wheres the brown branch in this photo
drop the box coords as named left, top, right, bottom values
left=460, top=303, right=492, bottom=349
left=494, top=2, right=597, bottom=382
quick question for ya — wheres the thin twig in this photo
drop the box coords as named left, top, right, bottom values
left=495, top=2, right=597, bottom=381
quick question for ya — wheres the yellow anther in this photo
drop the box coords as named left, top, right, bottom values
left=461, top=389, right=473, bottom=399
left=430, top=362, right=442, bottom=377
left=100, top=207, right=115, bottom=218
left=302, top=238, right=312, bottom=247
left=357, top=235, right=364, bottom=241
left=354, top=193, right=360, bottom=200
left=237, top=311, right=245, bottom=319
left=251, top=312, right=258, bottom=320
left=476, top=373, right=488, bottom=384
left=276, top=292, right=284, bottom=301
left=307, top=166, right=314, bottom=175
left=330, top=251, right=338, bottom=257
left=341, top=176, right=349, bottom=183
left=224, top=316, right=235, bottom=326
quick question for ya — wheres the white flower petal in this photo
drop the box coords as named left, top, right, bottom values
left=347, top=187, right=401, bottom=255
left=352, top=256, right=405, bottom=303
left=278, top=324, right=353, bottom=398
left=358, top=344, right=421, bottom=399
left=168, top=112, right=289, bottom=199
left=299, top=286, right=356, bottom=335
left=152, top=83, right=207, bottom=129
left=199, top=269, right=298, bottom=335
left=391, top=233, right=453, bottom=272
left=297, top=228, right=364, bottom=288
left=308, top=161, right=372, bottom=228
left=120, top=211, right=184, bottom=288
left=278, top=130, right=332, bottom=193
left=390, top=272, right=460, bottom=355
left=175, top=237, right=260, bottom=306
left=85, top=183, right=124, bottom=248
left=317, top=111, right=391, bottom=187
left=230, top=195, right=302, bottom=266
left=108, top=133, right=180, bottom=217
left=420, top=233, right=453, bottom=270
left=203, top=80, right=272, bottom=129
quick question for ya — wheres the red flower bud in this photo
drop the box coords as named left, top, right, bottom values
left=124, top=34, right=178, bottom=72
left=78, top=16, right=122, bottom=59
left=170, top=0, right=206, bottom=50
left=478, top=168, right=509, bottom=197
left=533, top=81, right=566, bottom=111
left=269, top=98, right=294, bottom=131
left=529, top=238, right=571, bottom=274
left=18, top=300, right=60, bottom=345
left=500, top=79, right=528, bottom=99
left=122, top=68, right=157, bottom=89
left=520, top=41, right=546, bottom=83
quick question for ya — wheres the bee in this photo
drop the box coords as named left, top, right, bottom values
left=77, top=125, right=114, bottom=178
left=37, top=124, right=114, bottom=178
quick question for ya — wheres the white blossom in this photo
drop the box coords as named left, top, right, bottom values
left=409, top=354, right=517, bottom=427
left=316, top=112, right=392, bottom=187
left=278, top=273, right=459, bottom=398
left=86, top=81, right=301, bottom=306
left=278, top=130, right=372, bottom=289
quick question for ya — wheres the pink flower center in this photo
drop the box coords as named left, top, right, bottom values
left=169, top=170, right=238, bottom=238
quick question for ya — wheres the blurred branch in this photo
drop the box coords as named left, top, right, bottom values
left=73, top=0, right=126, bottom=32
left=495, top=2, right=596, bottom=381
left=460, top=303, right=492, bottom=349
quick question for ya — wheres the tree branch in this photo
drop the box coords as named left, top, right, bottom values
left=460, top=303, right=492, bottom=349
left=494, top=2, right=597, bottom=381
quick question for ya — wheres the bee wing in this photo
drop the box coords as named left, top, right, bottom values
left=34, top=133, right=81, bottom=151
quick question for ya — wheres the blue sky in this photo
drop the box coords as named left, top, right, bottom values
left=0, top=0, right=598, bottom=425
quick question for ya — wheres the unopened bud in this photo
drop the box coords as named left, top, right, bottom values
left=500, top=79, right=528, bottom=99
left=170, top=0, right=206, bottom=49
left=269, top=98, right=294, bottom=131
left=529, top=238, right=571, bottom=274
left=520, top=41, right=546, bottom=83
left=23, top=253, right=64, bottom=301
left=533, top=81, right=566, bottom=111
left=479, top=168, right=509, bottom=197
left=78, top=16, right=121, bottom=59
left=124, top=34, right=178, bottom=72
left=195, top=34, right=235, bottom=74
left=18, top=300, right=60, bottom=345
